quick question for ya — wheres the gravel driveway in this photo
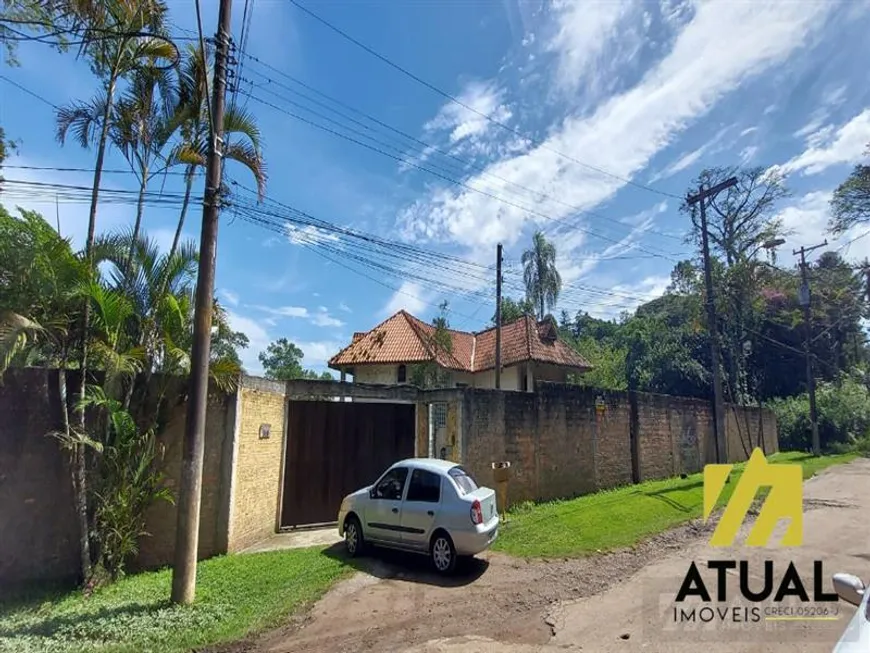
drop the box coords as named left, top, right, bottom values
left=216, top=458, right=869, bottom=653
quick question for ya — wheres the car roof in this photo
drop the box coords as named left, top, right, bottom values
left=392, top=458, right=461, bottom=474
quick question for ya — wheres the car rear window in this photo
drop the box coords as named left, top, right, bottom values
left=448, top=466, right=478, bottom=495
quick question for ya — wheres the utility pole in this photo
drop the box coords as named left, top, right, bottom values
left=171, top=0, right=233, bottom=605
left=687, top=177, right=736, bottom=465
left=794, top=240, right=827, bottom=457
left=495, top=243, right=503, bottom=390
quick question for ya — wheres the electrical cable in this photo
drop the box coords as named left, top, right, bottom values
left=238, top=88, right=684, bottom=262
left=240, top=56, right=688, bottom=247
left=286, top=0, right=682, bottom=201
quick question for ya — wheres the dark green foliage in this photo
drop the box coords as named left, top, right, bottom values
left=491, top=296, right=535, bottom=326
left=770, top=374, right=870, bottom=452
left=258, top=338, right=331, bottom=381
left=830, top=164, right=870, bottom=234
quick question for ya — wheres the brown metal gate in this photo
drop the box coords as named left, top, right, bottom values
left=280, top=401, right=416, bottom=528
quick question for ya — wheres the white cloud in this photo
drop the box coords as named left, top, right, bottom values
left=285, top=223, right=340, bottom=246
left=338, top=301, right=352, bottom=313
left=777, top=190, right=831, bottom=247
left=584, top=275, right=671, bottom=320
left=225, top=310, right=271, bottom=374
left=740, top=127, right=759, bottom=137
left=651, top=146, right=705, bottom=183
left=545, top=0, right=635, bottom=97
left=793, top=83, right=850, bottom=139
left=250, top=304, right=309, bottom=318
left=295, top=340, right=345, bottom=367
left=399, top=1, right=831, bottom=257
left=220, top=289, right=240, bottom=307
left=779, top=109, right=870, bottom=176
left=773, top=190, right=870, bottom=264
left=740, top=145, right=759, bottom=164
left=423, top=80, right=512, bottom=152
left=382, top=280, right=428, bottom=316
left=247, top=304, right=345, bottom=328
left=311, top=309, right=344, bottom=328
left=553, top=203, right=665, bottom=284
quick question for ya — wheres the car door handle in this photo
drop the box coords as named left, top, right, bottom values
left=391, top=507, right=398, bottom=514
left=427, top=510, right=434, bottom=516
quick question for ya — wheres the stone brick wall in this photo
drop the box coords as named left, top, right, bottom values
left=0, top=369, right=80, bottom=586
left=460, top=382, right=778, bottom=507
left=134, top=390, right=235, bottom=570
left=0, top=368, right=236, bottom=584
left=228, top=379, right=287, bottom=552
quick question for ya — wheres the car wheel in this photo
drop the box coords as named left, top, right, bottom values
left=344, top=516, right=364, bottom=557
left=430, top=532, right=457, bottom=574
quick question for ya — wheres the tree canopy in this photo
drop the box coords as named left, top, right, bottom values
left=258, top=338, right=333, bottom=381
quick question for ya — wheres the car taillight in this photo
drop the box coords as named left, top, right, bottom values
left=470, top=499, right=483, bottom=525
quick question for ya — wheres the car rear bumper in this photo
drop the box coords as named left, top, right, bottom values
left=452, top=518, right=499, bottom=556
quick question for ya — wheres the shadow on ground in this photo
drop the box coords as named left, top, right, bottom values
left=321, top=543, right=489, bottom=588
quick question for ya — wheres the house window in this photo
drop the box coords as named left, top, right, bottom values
left=397, top=364, right=407, bottom=383
left=432, top=402, right=447, bottom=429
left=522, top=372, right=529, bottom=392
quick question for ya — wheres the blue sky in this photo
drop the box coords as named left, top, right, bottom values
left=3, top=0, right=870, bottom=375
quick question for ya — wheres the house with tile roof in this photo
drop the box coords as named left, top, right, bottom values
left=328, top=310, right=592, bottom=392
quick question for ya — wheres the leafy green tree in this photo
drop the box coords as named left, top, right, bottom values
left=258, top=338, right=326, bottom=381
left=522, top=231, right=562, bottom=319
left=491, top=296, right=535, bottom=326
left=830, top=162, right=870, bottom=234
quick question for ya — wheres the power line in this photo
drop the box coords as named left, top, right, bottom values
left=238, top=88, right=684, bottom=262
left=240, top=55, right=687, bottom=246
left=4, top=164, right=188, bottom=176
left=287, top=0, right=682, bottom=201
left=0, top=74, right=59, bottom=109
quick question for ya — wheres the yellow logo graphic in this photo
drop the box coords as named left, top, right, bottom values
left=703, top=448, right=803, bottom=547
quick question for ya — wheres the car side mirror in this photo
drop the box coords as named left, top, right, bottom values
left=832, top=573, right=865, bottom=607
left=369, top=487, right=377, bottom=499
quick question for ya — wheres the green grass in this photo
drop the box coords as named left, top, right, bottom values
left=0, top=547, right=351, bottom=653
left=492, top=451, right=857, bottom=559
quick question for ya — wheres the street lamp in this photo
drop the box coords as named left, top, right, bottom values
left=762, top=238, right=786, bottom=266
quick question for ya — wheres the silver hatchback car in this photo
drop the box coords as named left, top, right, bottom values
left=337, top=458, right=499, bottom=574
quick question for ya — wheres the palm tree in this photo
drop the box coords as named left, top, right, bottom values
left=522, top=231, right=562, bottom=320
left=166, top=43, right=267, bottom=262
left=110, top=63, right=180, bottom=275
left=54, top=0, right=174, bottom=580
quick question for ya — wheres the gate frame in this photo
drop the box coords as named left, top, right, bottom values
left=275, top=388, right=421, bottom=531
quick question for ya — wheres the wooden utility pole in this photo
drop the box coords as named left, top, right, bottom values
left=687, top=177, right=736, bottom=465
left=171, top=0, right=233, bottom=605
left=793, top=240, right=827, bottom=457
left=495, top=243, right=503, bottom=390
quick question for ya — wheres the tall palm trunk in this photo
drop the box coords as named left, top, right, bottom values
left=169, top=166, right=195, bottom=263
left=126, top=165, right=148, bottom=279
left=74, top=77, right=117, bottom=582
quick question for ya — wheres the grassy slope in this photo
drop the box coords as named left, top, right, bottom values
left=492, top=451, right=857, bottom=558
left=0, top=547, right=350, bottom=653
left=1, top=452, right=855, bottom=652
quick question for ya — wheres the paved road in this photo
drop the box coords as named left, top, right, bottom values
left=408, top=458, right=870, bottom=653
left=240, top=458, right=868, bottom=653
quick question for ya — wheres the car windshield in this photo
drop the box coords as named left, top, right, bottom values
left=447, top=466, right=478, bottom=495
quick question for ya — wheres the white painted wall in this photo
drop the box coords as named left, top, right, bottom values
left=351, top=361, right=558, bottom=391
left=353, top=364, right=401, bottom=385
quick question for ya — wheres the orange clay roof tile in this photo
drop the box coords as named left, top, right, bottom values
left=328, top=311, right=592, bottom=373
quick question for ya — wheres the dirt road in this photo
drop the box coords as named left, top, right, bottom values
left=225, top=458, right=869, bottom=653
